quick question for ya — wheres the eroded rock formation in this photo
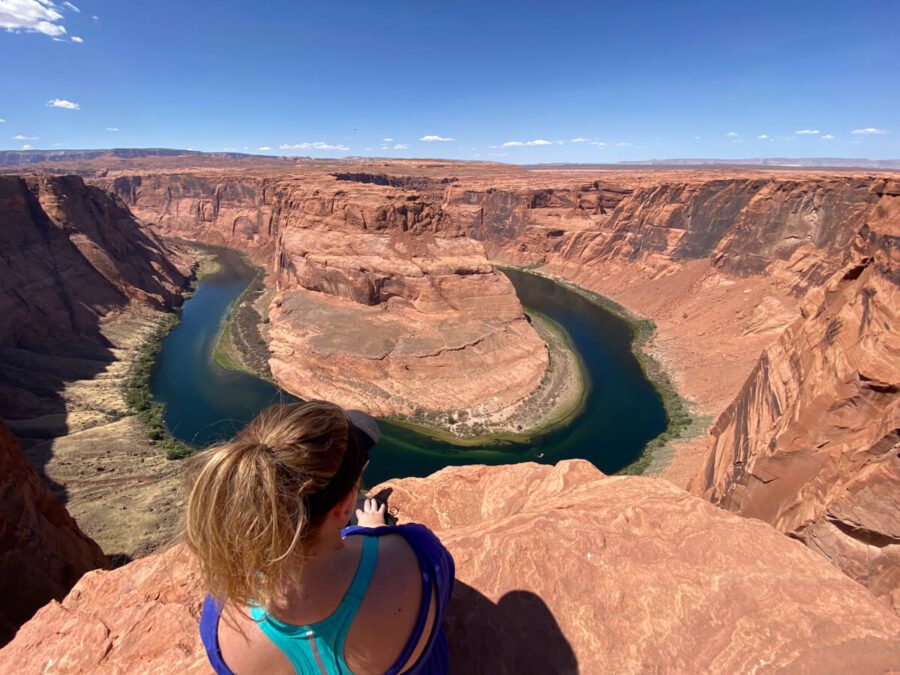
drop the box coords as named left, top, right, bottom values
left=690, top=180, right=900, bottom=611
left=270, top=229, right=547, bottom=419
left=0, top=174, right=185, bottom=355
left=101, top=172, right=552, bottom=429
left=0, top=420, right=108, bottom=647
left=2, top=461, right=898, bottom=673
left=0, top=175, right=190, bottom=565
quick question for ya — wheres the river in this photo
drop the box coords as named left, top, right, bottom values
left=150, top=248, right=666, bottom=485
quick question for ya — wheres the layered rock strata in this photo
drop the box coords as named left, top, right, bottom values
left=269, top=227, right=548, bottom=422
left=0, top=420, right=108, bottom=647
left=690, top=181, right=900, bottom=611
left=0, top=174, right=185, bottom=355
left=2, top=461, right=899, bottom=673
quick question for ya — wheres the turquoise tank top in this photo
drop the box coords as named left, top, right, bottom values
left=249, top=535, right=379, bottom=674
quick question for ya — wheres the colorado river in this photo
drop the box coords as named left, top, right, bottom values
left=150, top=248, right=666, bottom=485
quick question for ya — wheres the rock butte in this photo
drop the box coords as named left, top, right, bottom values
left=1, top=461, right=899, bottom=673
left=0, top=154, right=898, bottom=665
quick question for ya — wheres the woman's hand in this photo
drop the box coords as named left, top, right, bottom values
left=355, top=497, right=387, bottom=527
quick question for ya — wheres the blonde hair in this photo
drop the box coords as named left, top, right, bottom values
left=184, top=400, right=353, bottom=610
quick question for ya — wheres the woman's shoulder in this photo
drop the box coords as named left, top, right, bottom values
left=343, top=523, right=453, bottom=570
left=343, top=532, right=427, bottom=672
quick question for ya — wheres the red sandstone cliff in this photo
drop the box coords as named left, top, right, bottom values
left=689, top=180, right=900, bottom=611
left=0, top=174, right=186, bottom=353
left=1, top=461, right=898, bottom=673
left=0, top=175, right=193, bottom=600
left=0, top=420, right=108, bottom=647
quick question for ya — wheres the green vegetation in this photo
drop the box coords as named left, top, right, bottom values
left=123, top=252, right=208, bottom=465
left=123, top=313, right=196, bottom=460
left=498, top=266, right=695, bottom=475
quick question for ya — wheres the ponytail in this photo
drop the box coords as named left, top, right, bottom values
left=184, top=401, right=351, bottom=609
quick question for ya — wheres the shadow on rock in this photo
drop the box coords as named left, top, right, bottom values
left=446, top=581, right=578, bottom=674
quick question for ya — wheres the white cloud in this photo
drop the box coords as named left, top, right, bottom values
left=795, top=129, right=820, bottom=135
left=0, top=0, right=68, bottom=36
left=392, top=143, right=409, bottom=150
left=0, top=119, right=4, bottom=123
left=91, top=14, right=98, bottom=21
left=22, top=144, right=33, bottom=149
left=851, top=127, right=888, bottom=135
left=258, top=146, right=272, bottom=151
left=105, top=127, right=118, bottom=132
left=63, top=1, right=79, bottom=12
left=590, top=141, right=606, bottom=146
left=724, top=131, right=739, bottom=137
left=821, top=134, right=835, bottom=140
left=70, top=35, right=82, bottom=43
left=501, top=139, right=553, bottom=147
left=757, top=134, right=769, bottom=139
left=420, top=134, right=455, bottom=142
left=570, top=137, right=592, bottom=143
left=12, top=134, right=38, bottom=140
left=279, top=141, right=349, bottom=151
left=615, top=142, right=632, bottom=147
left=47, top=98, right=80, bottom=110
left=382, top=137, right=394, bottom=142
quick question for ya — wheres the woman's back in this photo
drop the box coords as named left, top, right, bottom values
left=213, top=532, right=437, bottom=674
left=187, top=402, right=454, bottom=674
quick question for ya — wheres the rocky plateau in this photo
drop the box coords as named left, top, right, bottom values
left=2, top=461, right=899, bottom=673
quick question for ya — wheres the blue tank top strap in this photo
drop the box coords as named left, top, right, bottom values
left=248, top=534, right=380, bottom=674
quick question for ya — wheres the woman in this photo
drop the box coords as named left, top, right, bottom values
left=185, top=401, right=455, bottom=674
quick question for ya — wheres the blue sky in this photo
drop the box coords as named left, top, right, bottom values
left=1, top=1, right=898, bottom=162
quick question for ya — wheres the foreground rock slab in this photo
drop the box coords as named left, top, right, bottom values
left=2, top=461, right=898, bottom=673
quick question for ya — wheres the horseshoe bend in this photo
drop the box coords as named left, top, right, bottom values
left=0, top=155, right=898, bottom=670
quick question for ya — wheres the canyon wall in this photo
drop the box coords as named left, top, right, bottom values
left=0, top=175, right=192, bottom=586
left=477, top=177, right=879, bottom=292
left=690, top=181, right=900, bottom=611
left=473, top=174, right=900, bottom=607
left=2, top=461, right=899, bottom=673
left=0, top=420, right=108, bottom=647
left=0, top=174, right=185, bottom=354
left=0, top=173, right=187, bottom=421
